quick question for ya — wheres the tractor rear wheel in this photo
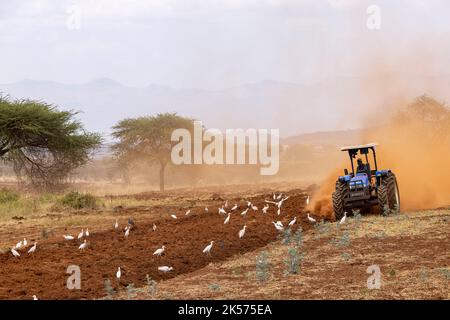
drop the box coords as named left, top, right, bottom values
left=332, top=180, right=348, bottom=220
left=378, top=172, right=400, bottom=215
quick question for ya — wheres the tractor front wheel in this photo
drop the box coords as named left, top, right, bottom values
left=378, top=172, right=400, bottom=215
left=332, top=181, right=348, bottom=220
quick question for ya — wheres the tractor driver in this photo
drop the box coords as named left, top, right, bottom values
left=356, top=158, right=368, bottom=174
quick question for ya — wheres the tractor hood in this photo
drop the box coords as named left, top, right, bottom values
left=349, top=173, right=369, bottom=189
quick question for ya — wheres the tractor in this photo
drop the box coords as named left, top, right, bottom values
left=332, top=143, right=400, bottom=219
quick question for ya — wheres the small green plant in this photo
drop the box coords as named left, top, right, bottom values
left=292, top=227, right=303, bottom=247
left=419, top=268, right=429, bottom=282
left=389, top=269, right=396, bottom=277
left=284, top=247, right=304, bottom=275
left=146, top=275, right=158, bottom=296
left=208, top=283, right=220, bottom=291
left=60, top=191, right=97, bottom=210
left=439, top=268, right=450, bottom=280
left=382, top=204, right=390, bottom=216
left=352, top=209, right=362, bottom=227
left=255, top=251, right=270, bottom=283
left=279, top=229, right=292, bottom=245
left=41, top=228, right=54, bottom=239
left=0, top=188, right=20, bottom=203
left=126, top=283, right=137, bottom=299
left=104, top=279, right=116, bottom=299
left=391, top=203, right=400, bottom=215
left=341, top=252, right=351, bottom=261
left=314, top=220, right=331, bottom=239
left=330, top=232, right=350, bottom=248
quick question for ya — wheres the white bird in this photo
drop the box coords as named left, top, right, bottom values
left=224, top=200, right=228, bottom=208
left=171, top=214, right=177, bottom=219
left=11, top=248, right=20, bottom=257
left=153, top=245, right=166, bottom=257
left=306, top=195, right=310, bottom=206
left=218, top=207, right=226, bottom=215
left=273, top=193, right=277, bottom=200
left=158, top=266, right=173, bottom=273
left=275, top=221, right=284, bottom=227
left=224, top=213, right=231, bottom=224
left=231, top=204, right=238, bottom=211
left=85, top=229, right=90, bottom=237
left=152, top=224, right=157, bottom=231
left=15, top=240, right=23, bottom=250
left=276, top=193, right=283, bottom=200
left=203, top=241, right=214, bottom=254
left=116, top=267, right=121, bottom=280
left=339, top=212, right=347, bottom=225
left=307, top=213, right=317, bottom=223
left=251, top=205, right=258, bottom=211
left=114, top=220, right=119, bottom=229
left=241, top=208, right=249, bottom=216
left=247, top=201, right=252, bottom=207
left=289, top=217, right=297, bottom=227
left=205, top=207, right=209, bottom=213
left=78, top=240, right=87, bottom=250
left=77, top=229, right=84, bottom=239
left=28, top=242, right=37, bottom=254
left=272, top=221, right=284, bottom=232
left=262, top=204, right=269, bottom=214
left=63, top=235, right=74, bottom=240
left=277, top=208, right=281, bottom=215
left=185, top=210, right=191, bottom=216
left=23, top=238, right=27, bottom=247
left=239, top=225, right=247, bottom=239
left=124, top=226, right=130, bottom=238
left=32, top=295, right=38, bottom=300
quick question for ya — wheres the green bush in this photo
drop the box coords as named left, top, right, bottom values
left=60, top=191, right=97, bottom=209
left=0, top=188, right=20, bottom=203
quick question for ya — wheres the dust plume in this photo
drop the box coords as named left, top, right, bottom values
left=310, top=95, right=450, bottom=218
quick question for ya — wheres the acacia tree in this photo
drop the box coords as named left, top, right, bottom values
left=0, top=96, right=101, bottom=188
left=112, top=113, right=193, bottom=191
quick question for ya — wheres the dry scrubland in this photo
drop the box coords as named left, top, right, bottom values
left=0, top=183, right=448, bottom=300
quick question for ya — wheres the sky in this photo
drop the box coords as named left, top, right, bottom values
left=1, top=0, right=450, bottom=90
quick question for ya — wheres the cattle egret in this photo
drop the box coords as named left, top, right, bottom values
left=205, top=207, right=209, bottom=213
left=15, top=240, right=23, bottom=250
left=241, top=208, right=249, bottom=216
left=114, top=220, right=119, bottom=229
left=63, top=235, right=74, bottom=241
left=306, top=195, right=310, bottom=206
left=23, top=238, right=27, bottom=247
left=251, top=205, right=258, bottom=211
left=116, top=267, right=121, bottom=280
left=158, top=266, right=173, bottom=273
left=273, top=193, right=277, bottom=200
left=218, top=207, right=226, bottom=215
left=307, top=213, right=317, bottom=223
left=32, top=295, right=38, bottom=300
left=262, top=204, right=269, bottom=214
left=231, top=204, right=238, bottom=211
left=203, top=241, right=214, bottom=254
left=152, top=224, right=157, bottom=231
left=185, top=210, right=191, bottom=216
left=28, top=242, right=37, bottom=254
left=11, top=248, right=20, bottom=257
left=239, top=225, right=247, bottom=239
left=77, top=229, right=84, bottom=239
left=171, top=214, right=177, bottom=219
left=128, top=218, right=135, bottom=226
left=289, top=217, right=297, bottom=227
left=224, top=200, right=228, bottom=208
left=224, top=213, right=231, bottom=224
left=247, top=201, right=252, bottom=207
left=277, top=208, right=281, bottom=215
left=275, top=221, right=283, bottom=227
left=153, top=245, right=166, bottom=257
left=276, top=193, right=283, bottom=200
left=339, top=212, right=347, bottom=225
left=272, top=221, right=284, bottom=232
left=85, top=229, right=90, bottom=237
left=124, top=226, right=130, bottom=238
left=78, top=240, right=87, bottom=250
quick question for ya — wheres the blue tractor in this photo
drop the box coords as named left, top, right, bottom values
left=332, top=143, right=400, bottom=219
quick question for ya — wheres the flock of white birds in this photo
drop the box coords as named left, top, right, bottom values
left=8, top=191, right=346, bottom=300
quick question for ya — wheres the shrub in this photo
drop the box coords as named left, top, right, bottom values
left=60, top=191, right=97, bottom=209
left=0, top=188, right=20, bottom=203
left=255, top=251, right=270, bottom=283
left=284, top=247, right=304, bottom=275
